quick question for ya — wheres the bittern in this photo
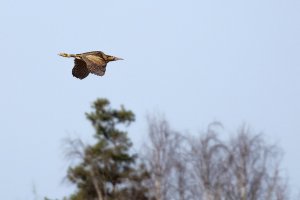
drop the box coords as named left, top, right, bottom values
left=58, top=51, right=123, bottom=79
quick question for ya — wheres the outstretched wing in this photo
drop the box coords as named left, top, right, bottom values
left=72, top=59, right=90, bottom=79
left=82, top=55, right=106, bottom=76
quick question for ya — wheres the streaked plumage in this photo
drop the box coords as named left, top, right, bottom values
left=58, top=51, right=123, bottom=79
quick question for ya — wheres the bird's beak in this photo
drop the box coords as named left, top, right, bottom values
left=114, top=57, right=124, bottom=61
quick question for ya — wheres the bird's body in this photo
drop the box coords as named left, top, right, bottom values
left=58, top=51, right=123, bottom=79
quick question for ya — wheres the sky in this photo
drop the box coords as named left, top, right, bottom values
left=0, top=0, right=299, bottom=199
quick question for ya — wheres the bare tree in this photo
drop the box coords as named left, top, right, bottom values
left=225, top=126, right=287, bottom=200
left=187, top=124, right=288, bottom=200
left=144, top=115, right=188, bottom=200
left=144, top=118, right=289, bottom=200
left=187, top=122, right=229, bottom=200
left=63, top=114, right=290, bottom=200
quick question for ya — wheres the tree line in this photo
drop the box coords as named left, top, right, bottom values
left=46, top=98, right=292, bottom=200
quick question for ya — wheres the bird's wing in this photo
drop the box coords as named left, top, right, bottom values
left=72, top=59, right=90, bottom=79
left=82, top=55, right=106, bottom=76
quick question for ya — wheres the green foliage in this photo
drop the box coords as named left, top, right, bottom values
left=86, top=99, right=135, bottom=139
left=66, top=98, right=152, bottom=200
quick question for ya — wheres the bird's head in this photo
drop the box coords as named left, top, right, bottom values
left=106, top=55, right=124, bottom=62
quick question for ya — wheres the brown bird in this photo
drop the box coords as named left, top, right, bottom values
left=58, top=51, right=123, bottom=79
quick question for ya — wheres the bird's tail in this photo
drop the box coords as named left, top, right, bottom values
left=58, top=52, right=77, bottom=58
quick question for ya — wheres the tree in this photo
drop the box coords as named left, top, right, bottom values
left=144, top=115, right=189, bottom=200
left=65, top=99, right=152, bottom=200
left=144, top=118, right=289, bottom=200
left=225, top=127, right=287, bottom=200
left=187, top=124, right=288, bottom=200
left=187, top=123, right=229, bottom=200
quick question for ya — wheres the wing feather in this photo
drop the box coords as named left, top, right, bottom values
left=82, top=55, right=107, bottom=76
left=72, top=59, right=90, bottom=79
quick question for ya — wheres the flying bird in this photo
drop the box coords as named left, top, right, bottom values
left=58, top=51, right=123, bottom=79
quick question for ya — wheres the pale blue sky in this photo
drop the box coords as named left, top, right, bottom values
left=0, top=0, right=299, bottom=199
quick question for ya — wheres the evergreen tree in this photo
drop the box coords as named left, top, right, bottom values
left=66, top=99, right=152, bottom=200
